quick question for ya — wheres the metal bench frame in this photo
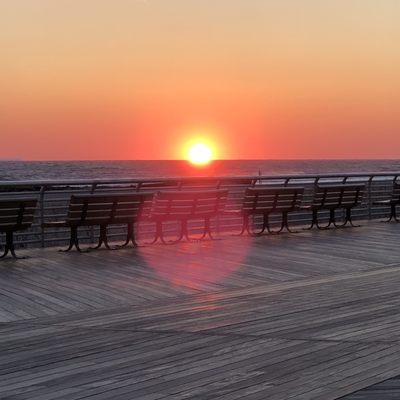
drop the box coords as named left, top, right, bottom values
left=0, top=198, right=38, bottom=259
left=373, top=181, right=400, bottom=222
left=148, top=189, right=228, bottom=244
left=43, top=193, right=152, bottom=252
left=236, top=186, right=304, bottom=236
left=304, top=184, right=364, bottom=230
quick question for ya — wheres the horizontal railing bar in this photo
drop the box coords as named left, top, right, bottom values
left=1, top=172, right=398, bottom=248
left=0, top=171, right=399, bottom=187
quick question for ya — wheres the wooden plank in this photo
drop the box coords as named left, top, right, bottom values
left=1, top=221, right=400, bottom=398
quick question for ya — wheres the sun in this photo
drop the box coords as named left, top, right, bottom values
left=187, top=143, right=213, bottom=165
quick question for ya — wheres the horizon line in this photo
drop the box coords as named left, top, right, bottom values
left=1, top=158, right=400, bottom=162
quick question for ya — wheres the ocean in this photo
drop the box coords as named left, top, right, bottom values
left=0, top=160, right=399, bottom=181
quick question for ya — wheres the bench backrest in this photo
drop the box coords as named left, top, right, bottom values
left=150, top=190, right=228, bottom=221
left=312, top=184, right=364, bottom=210
left=67, top=193, right=153, bottom=226
left=390, top=182, right=400, bottom=202
left=0, top=198, right=37, bottom=232
left=242, top=186, right=304, bottom=215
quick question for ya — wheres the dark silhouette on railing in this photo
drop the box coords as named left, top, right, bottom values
left=302, top=184, right=364, bottom=229
left=0, top=198, right=37, bottom=259
left=232, top=186, right=304, bottom=235
left=42, top=193, right=153, bottom=252
left=148, top=189, right=228, bottom=244
left=373, top=180, right=400, bottom=222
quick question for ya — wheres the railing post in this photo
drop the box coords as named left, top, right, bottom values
left=89, top=183, right=97, bottom=243
left=341, top=177, right=348, bottom=219
left=368, top=177, right=373, bottom=220
left=313, top=177, right=320, bottom=208
left=39, top=185, right=46, bottom=248
left=216, top=180, right=222, bottom=235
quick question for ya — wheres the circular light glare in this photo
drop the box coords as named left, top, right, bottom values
left=188, top=143, right=213, bottom=165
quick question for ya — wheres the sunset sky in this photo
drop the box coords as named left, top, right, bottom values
left=1, top=0, right=399, bottom=160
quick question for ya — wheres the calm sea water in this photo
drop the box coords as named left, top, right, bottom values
left=0, top=160, right=399, bottom=181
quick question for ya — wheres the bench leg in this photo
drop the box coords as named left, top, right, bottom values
left=126, top=223, right=137, bottom=246
left=304, top=210, right=318, bottom=230
left=267, top=212, right=296, bottom=235
left=146, top=221, right=162, bottom=245
left=0, top=232, right=11, bottom=259
left=182, top=220, right=192, bottom=241
left=0, top=245, right=9, bottom=258
left=347, top=208, right=361, bottom=227
left=248, top=214, right=268, bottom=236
left=386, top=204, right=400, bottom=222
left=283, top=212, right=299, bottom=233
left=185, top=218, right=214, bottom=241
left=205, top=218, right=215, bottom=240
left=116, top=223, right=138, bottom=248
left=387, top=204, right=396, bottom=222
left=147, top=221, right=183, bottom=245
left=234, top=215, right=249, bottom=236
left=89, top=225, right=113, bottom=250
left=394, top=205, right=400, bottom=222
left=316, top=209, right=334, bottom=230
left=333, top=208, right=360, bottom=228
left=0, top=231, right=28, bottom=260
left=266, top=213, right=286, bottom=234
left=160, top=221, right=184, bottom=244
left=59, top=227, right=88, bottom=253
left=59, top=227, right=76, bottom=252
left=333, top=209, right=349, bottom=227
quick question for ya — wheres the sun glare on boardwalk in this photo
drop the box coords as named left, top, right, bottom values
left=187, top=143, right=213, bottom=165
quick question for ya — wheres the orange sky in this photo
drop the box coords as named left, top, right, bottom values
left=1, top=0, right=399, bottom=160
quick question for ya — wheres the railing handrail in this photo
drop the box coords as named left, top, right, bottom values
left=0, top=171, right=398, bottom=249
left=0, top=171, right=399, bottom=187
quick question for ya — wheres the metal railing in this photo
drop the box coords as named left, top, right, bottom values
left=0, top=171, right=399, bottom=248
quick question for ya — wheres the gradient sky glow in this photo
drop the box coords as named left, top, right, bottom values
left=1, top=0, right=399, bottom=160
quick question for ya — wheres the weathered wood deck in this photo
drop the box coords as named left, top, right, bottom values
left=1, top=221, right=400, bottom=399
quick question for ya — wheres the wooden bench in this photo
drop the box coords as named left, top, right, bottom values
left=0, top=198, right=37, bottom=259
left=303, top=184, right=364, bottom=229
left=373, top=181, right=400, bottom=222
left=43, top=193, right=153, bottom=252
left=233, top=186, right=304, bottom=235
left=148, top=189, right=228, bottom=244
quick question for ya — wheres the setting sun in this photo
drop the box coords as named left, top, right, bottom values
left=187, top=143, right=213, bottom=165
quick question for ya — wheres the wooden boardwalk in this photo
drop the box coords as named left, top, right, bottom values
left=1, top=221, right=400, bottom=399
